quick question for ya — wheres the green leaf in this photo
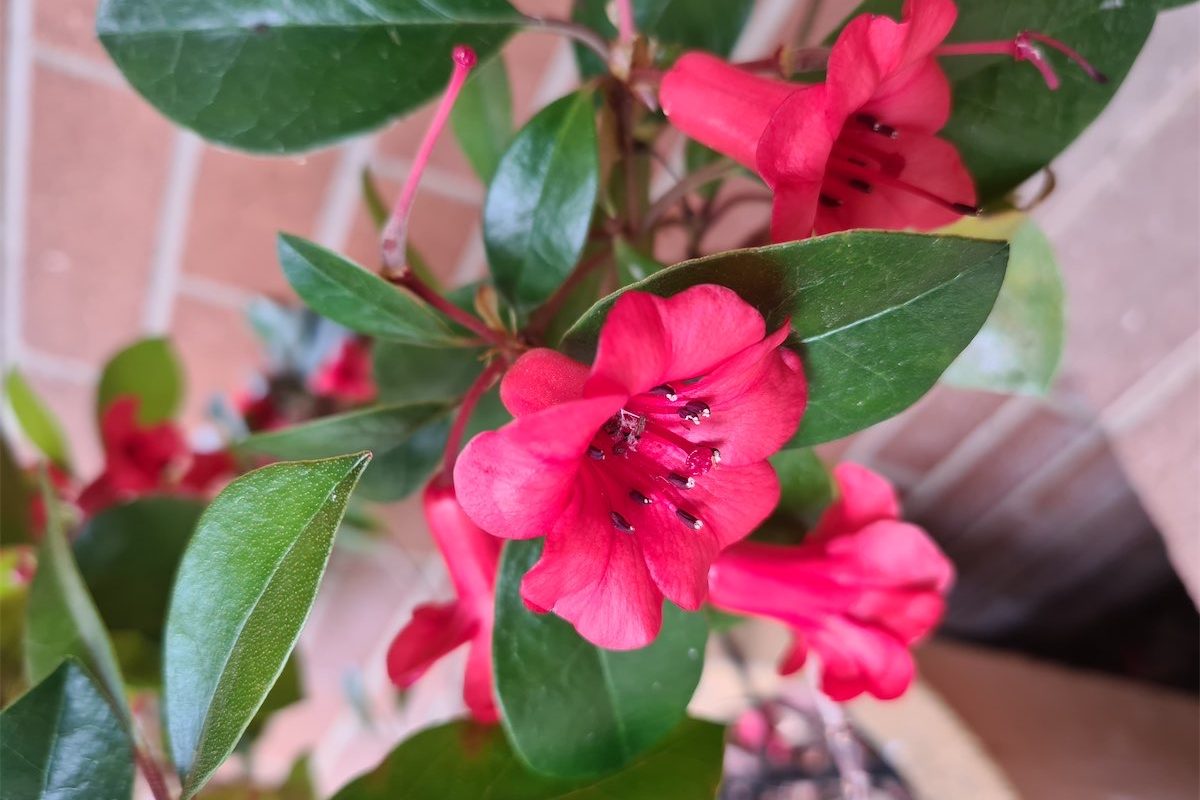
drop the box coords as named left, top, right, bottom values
left=614, top=238, right=665, bottom=286
left=277, top=234, right=466, bottom=347
left=240, top=655, right=303, bottom=747
left=942, top=218, right=1064, bottom=394
left=25, top=475, right=126, bottom=714
left=1, top=551, right=31, bottom=706
left=164, top=453, right=371, bottom=799
left=0, top=661, right=134, bottom=800
left=771, top=448, right=835, bottom=527
left=493, top=540, right=708, bottom=778
left=96, top=0, right=518, bottom=153
left=331, top=717, right=725, bottom=799
left=74, top=496, right=206, bottom=641
left=838, top=0, right=1157, bottom=203
left=3, top=371, right=71, bottom=471
left=1, top=435, right=33, bottom=547
left=573, top=0, right=756, bottom=77
left=97, top=337, right=184, bottom=424
left=236, top=402, right=451, bottom=502
left=561, top=232, right=1008, bottom=445
left=484, top=90, right=599, bottom=316
left=373, top=340, right=484, bottom=405
left=452, top=54, right=513, bottom=182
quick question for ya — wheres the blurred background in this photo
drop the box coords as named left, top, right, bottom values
left=2, top=0, right=1198, bottom=797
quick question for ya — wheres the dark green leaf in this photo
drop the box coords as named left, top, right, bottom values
left=0, top=661, right=134, bottom=800
left=96, top=0, right=518, bottom=153
left=373, top=340, right=484, bottom=405
left=97, top=338, right=184, bottom=424
left=573, top=0, right=756, bottom=76
left=838, top=0, right=1156, bottom=203
left=614, top=238, right=665, bottom=285
left=277, top=234, right=466, bottom=346
left=4, top=371, right=71, bottom=471
left=484, top=90, right=599, bottom=316
left=452, top=54, right=513, bottom=182
left=25, top=476, right=126, bottom=713
left=561, top=232, right=1008, bottom=445
left=942, top=218, right=1064, bottom=394
left=0, top=436, right=33, bottom=547
left=771, top=448, right=835, bottom=527
left=331, top=717, right=725, bottom=799
left=164, top=453, right=370, bottom=799
left=74, top=496, right=205, bottom=641
left=236, top=402, right=451, bottom=502
left=493, top=540, right=708, bottom=778
left=240, top=655, right=303, bottom=747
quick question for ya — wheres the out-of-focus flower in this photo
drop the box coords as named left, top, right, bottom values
left=310, top=338, right=376, bottom=405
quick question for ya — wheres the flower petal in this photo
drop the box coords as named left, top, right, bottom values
left=500, top=348, right=590, bottom=417
left=386, top=602, right=476, bottom=688
left=463, top=628, right=499, bottom=723
left=805, top=619, right=915, bottom=700
left=812, top=462, right=901, bottom=536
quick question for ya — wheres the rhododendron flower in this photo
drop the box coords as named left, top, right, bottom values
left=310, top=338, right=376, bottom=405
left=708, top=464, right=953, bottom=701
left=387, top=481, right=501, bottom=723
left=455, top=285, right=806, bottom=649
left=78, top=397, right=187, bottom=514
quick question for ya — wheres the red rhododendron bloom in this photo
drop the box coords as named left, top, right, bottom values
left=78, top=397, right=188, bottom=514
left=454, top=285, right=806, bottom=649
left=387, top=481, right=501, bottom=723
left=310, top=338, right=376, bottom=405
left=661, top=0, right=975, bottom=242
left=708, top=463, right=953, bottom=701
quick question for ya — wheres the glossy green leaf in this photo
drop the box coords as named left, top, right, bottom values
left=493, top=540, right=708, bottom=778
left=562, top=232, right=1008, bottom=445
left=237, top=402, right=451, bottom=502
left=74, top=496, right=205, bottom=641
left=943, top=219, right=1064, bottom=394
left=331, top=717, right=725, bottom=799
left=97, top=337, right=184, bottom=424
left=164, top=453, right=370, bottom=799
left=839, top=0, right=1157, bottom=203
left=484, top=90, right=599, bottom=316
left=240, top=655, right=303, bottom=748
left=25, top=476, right=125, bottom=713
left=574, top=0, right=756, bottom=76
left=0, top=661, right=134, bottom=800
left=96, top=0, right=518, bottom=153
left=278, top=234, right=465, bottom=347
left=452, top=54, right=513, bottom=182
left=373, top=340, right=484, bottom=405
left=1, top=436, right=33, bottom=547
left=3, top=371, right=71, bottom=471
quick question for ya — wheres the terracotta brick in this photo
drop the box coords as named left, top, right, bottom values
left=34, top=0, right=109, bottom=62
left=878, top=387, right=1010, bottom=474
left=23, top=67, right=171, bottom=362
left=503, top=30, right=572, bottom=124
left=181, top=147, right=338, bottom=298
left=374, top=105, right=477, bottom=184
left=169, top=297, right=262, bottom=428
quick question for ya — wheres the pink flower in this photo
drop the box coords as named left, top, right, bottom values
left=310, top=338, right=376, bottom=405
left=387, top=480, right=501, bottom=723
left=78, top=397, right=188, bottom=515
left=660, top=0, right=976, bottom=241
left=454, top=286, right=806, bottom=649
left=708, top=463, right=953, bottom=701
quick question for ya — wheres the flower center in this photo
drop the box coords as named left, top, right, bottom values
left=585, top=383, right=723, bottom=535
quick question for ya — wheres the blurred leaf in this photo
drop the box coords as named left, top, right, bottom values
left=24, top=475, right=126, bottom=714
left=614, top=238, right=665, bottom=286
left=484, top=90, right=599, bottom=316
left=562, top=232, right=1008, bottom=445
left=164, top=453, right=370, bottom=799
left=493, top=539, right=708, bottom=778
left=277, top=234, right=466, bottom=347
left=97, top=337, right=184, bottom=424
left=237, top=402, right=451, bottom=502
left=4, top=371, right=71, bottom=471
left=771, top=448, right=835, bottom=527
left=452, top=54, right=513, bottom=182
left=0, top=660, right=134, bottom=800
left=0, top=551, right=30, bottom=706
left=1, top=436, right=33, bottom=547
left=331, top=717, right=725, bottom=799
left=942, top=218, right=1064, bottom=394
left=97, top=0, right=518, bottom=153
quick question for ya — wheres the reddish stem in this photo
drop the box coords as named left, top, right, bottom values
left=133, top=746, right=173, bottom=800
left=615, top=0, right=636, bottom=43
left=935, top=31, right=1107, bottom=91
left=389, top=273, right=505, bottom=346
left=441, top=358, right=507, bottom=479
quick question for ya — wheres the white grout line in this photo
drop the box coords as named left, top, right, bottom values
left=142, top=132, right=204, bottom=333
left=176, top=274, right=258, bottom=313
left=450, top=229, right=488, bottom=285
left=2, top=0, right=35, bottom=369
left=370, top=155, right=481, bottom=207
left=19, top=347, right=99, bottom=385
left=314, top=137, right=378, bottom=249
left=32, top=44, right=125, bottom=90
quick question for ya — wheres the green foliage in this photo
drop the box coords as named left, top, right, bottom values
left=4, top=371, right=71, bottom=471
left=0, top=436, right=33, bottom=547
left=493, top=540, right=708, bottom=778
left=452, top=54, right=514, bottom=182
left=164, top=454, right=370, bottom=799
left=331, top=718, right=725, bottom=799
left=563, top=232, right=1008, bottom=444
left=373, top=340, right=485, bottom=405
left=96, top=337, right=184, bottom=424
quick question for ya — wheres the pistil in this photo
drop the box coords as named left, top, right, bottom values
left=935, top=31, right=1108, bottom=91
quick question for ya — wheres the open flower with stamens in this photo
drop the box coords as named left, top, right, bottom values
left=454, top=285, right=806, bottom=649
left=708, top=464, right=954, bottom=701
left=387, top=480, right=501, bottom=723
left=660, top=0, right=1104, bottom=242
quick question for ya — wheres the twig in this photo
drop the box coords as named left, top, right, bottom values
left=525, top=247, right=613, bottom=342
left=640, top=159, right=741, bottom=234
left=386, top=273, right=505, bottom=347
left=440, top=358, right=507, bottom=478
left=806, top=668, right=870, bottom=800
left=523, top=16, right=610, bottom=62
left=133, top=745, right=173, bottom=800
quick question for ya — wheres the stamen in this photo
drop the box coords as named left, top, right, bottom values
left=675, top=509, right=704, bottom=530
left=588, top=446, right=606, bottom=461
left=846, top=178, right=872, bottom=194
left=611, top=511, right=635, bottom=533
left=650, top=384, right=678, bottom=402
left=819, top=193, right=843, bottom=208
left=854, top=113, right=898, bottom=139
left=381, top=46, right=476, bottom=273
left=935, top=32, right=1107, bottom=91
left=832, top=141, right=905, bottom=176
left=630, top=490, right=652, bottom=505
left=678, top=400, right=711, bottom=425
left=710, top=448, right=721, bottom=465
left=830, top=162, right=980, bottom=216
left=668, top=473, right=696, bottom=490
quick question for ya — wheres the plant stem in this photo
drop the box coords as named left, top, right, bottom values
left=640, top=159, right=742, bottom=234
left=806, top=668, right=870, bottom=800
left=525, top=247, right=613, bottom=342
left=796, top=0, right=825, bottom=46
left=133, top=745, right=173, bottom=800
left=614, top=0, right=636, bottom=43
left=441, top=358, right=506, bottom=478
left=388, top=273, right=505, bottom=347
left=523, top=16, right=610, bottom=62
